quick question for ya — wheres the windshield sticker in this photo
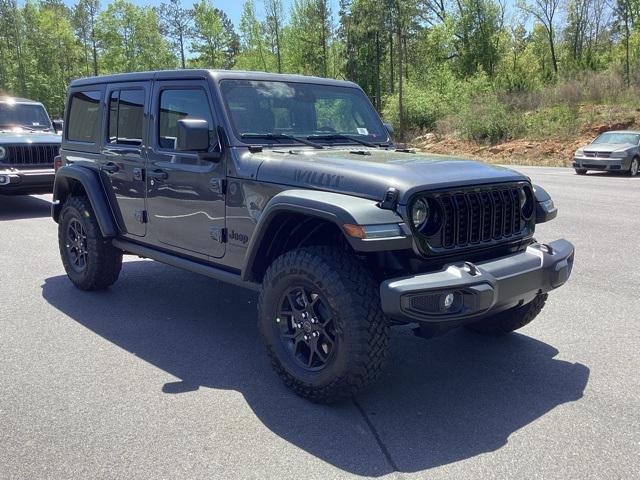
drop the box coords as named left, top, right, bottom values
left=357, top=127, right=369, bottom=135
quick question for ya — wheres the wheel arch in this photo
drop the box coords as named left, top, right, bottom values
left=241, top=189, right=410, bottom=283
left=52, top=165, right=118, bottom=238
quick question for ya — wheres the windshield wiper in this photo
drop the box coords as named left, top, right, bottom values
left=241, top=133, right=324, bottom=149
left=306, top=133, right=384, bottom=148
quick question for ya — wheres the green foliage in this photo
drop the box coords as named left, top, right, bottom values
left=97, top=0, right=176, bottom=73
left=190, top=0, right=238, bottom=69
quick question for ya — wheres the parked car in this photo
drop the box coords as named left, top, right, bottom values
left=52, top=70, right=574, bottom=403
left=573, top=130, right=640, bottom=176
left=0, top=97, right=62, bottom=195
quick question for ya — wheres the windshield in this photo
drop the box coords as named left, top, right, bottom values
left=592, top=132, right=640, bottom=145
left=0, top=102, right=52, bottom=131
left=220, top=80, right=388, bottom=146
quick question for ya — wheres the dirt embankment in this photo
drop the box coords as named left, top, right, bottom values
left=409, top=117, right=638, bottom=167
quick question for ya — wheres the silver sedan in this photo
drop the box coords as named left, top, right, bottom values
left=573, top=130, right=640, bottom=176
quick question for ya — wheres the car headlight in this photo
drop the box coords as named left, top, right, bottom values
left=0, top=146, right=6, bottom=160
left=610, top=150, right=628, bottom=158
left=411, top=198, right=429, bottom=230
left=575, top=148, right=584, bottom=157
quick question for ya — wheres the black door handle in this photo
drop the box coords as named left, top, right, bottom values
left=148, top=170, right=168, bottom=180
left=101, top=162, right=120, bottom=174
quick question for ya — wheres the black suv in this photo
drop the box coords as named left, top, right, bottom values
left=52, top=70, right=574, bottom=402
left=0, top=97, right=62, bottom=195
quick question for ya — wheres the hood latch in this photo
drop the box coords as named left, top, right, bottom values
left=378, top=187, right=399, bottom=210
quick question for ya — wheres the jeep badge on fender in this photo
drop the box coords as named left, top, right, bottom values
left=52, top=70, right=574, bottom=403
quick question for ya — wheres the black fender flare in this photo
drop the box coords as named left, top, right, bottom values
left=241, top=189, right=411, bottom=282
left=51, top=165, right=118, bottom=237
left=533, top=184, right=558, bottom=224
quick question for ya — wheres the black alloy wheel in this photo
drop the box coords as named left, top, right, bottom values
left=65, top=217, right=88, bottom=273
left=276, top=285, right=337, bottom=371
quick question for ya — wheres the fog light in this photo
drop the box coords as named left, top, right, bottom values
left=442, top=293, right=455, bottom=310
left=0, top=175, right=9, bottom=186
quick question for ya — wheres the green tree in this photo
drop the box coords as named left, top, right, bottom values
left=191, top=0, right=239, bottom=69
left=236, top=0, right=270, bottom=71
left=97, top=0, right=176, bottom=73
left=157, top=0, right=193, bottom=69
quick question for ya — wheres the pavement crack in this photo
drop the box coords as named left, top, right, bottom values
left=353, top=398, right=401, bottom=475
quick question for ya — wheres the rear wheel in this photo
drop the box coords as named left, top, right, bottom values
left=58, top=196, right=122, bottom=291
left=258, top=246, right=389, bottom=403
left=465, top=293, right=548, bottom=336
left=574, top=168, right=587, bottom=175
left=628, top=157, right=639, bottom=176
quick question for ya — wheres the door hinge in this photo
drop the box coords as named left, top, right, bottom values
left=210, top=177, right=226, bottom=195
left=135, top=210, right=148, bottom=224
left=210, top=226, right=227, bottom=243
left=133, top=167, right=144, bottom=181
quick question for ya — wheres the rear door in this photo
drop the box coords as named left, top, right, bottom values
left=100, top=82, right=149, bottom=237
left=145, top=80, right=226, bottom=259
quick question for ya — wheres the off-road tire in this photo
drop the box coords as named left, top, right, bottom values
left=258, top=246, right=389, bottom=403
left=574, top=168, right=587, bottom=175
left=465, top=293, right=548, bottom=336
left=58, top=196, right=122, bottom=291
left=628, top=157, right=639, bottom=177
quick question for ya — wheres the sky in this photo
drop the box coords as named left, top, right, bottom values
left=61, top=0, right=342, bottom=27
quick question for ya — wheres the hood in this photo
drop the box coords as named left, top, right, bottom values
left=583, top=143, right=634, bottom=152
left=254, top=148, right=529, bottom=204
left=0, top=130, right=61, bottom=144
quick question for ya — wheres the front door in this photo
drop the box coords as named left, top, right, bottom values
left=146, top=80, right=226, bottom=259
left=101, top=82, right=149, bottom=237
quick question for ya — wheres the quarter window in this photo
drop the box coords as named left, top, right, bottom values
left=108, top=89, right=145, bottom=146
left=158, top=89, right=213, bottom=150
left=67, top=90, right=101, bottom=143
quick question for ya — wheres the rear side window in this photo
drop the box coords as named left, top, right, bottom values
left=108, top=89, right=145, bottom=146
left=67, top=90, right=101, bottom=143
left=158, top=89, right=213, bottom=150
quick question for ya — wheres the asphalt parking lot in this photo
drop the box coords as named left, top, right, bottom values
left=1, top=166, right=639, bottom=479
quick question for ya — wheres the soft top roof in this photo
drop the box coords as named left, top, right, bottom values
left=69, top=69, right=360, bottom=89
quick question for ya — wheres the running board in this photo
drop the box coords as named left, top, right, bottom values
left=112, top=239, right=260, bottom=291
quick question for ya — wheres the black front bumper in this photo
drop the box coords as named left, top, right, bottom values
left=380, top=239, right=574, bottom=327
left=0, top=168, right=55, bottom=195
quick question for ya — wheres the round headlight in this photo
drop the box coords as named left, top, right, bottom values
left=0, top=146, right=6, bottom=160
left=411, top=198, right=429, bottom=230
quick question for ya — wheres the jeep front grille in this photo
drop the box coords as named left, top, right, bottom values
left=413, top=183, right=534, bottom=254
left=1, top=144, right=58, bottom=167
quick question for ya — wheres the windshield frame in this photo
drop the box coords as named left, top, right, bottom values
left=217, top=79, right=391, bottom=148
left=0, top=101, right=53, bottom=132
left=591, top=132, right=640, bottom=145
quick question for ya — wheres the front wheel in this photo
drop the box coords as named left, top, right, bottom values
left=465, top=293, right=548, bottom=335
left=58, top=196, right=123, bottom=291
left=628, top=157, right=639, bottom=176
left=258, top=246, right=389, bottom=403
left=574, top=168, right=587, bottom=175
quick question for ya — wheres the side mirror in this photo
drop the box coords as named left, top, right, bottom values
left=52, top=119, right=64, bottom=134
left=176, top=118, right=211, bottom=152
left=384, top=122, right=394, bottom=135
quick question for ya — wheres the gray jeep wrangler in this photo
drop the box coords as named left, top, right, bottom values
left=52, top=70, right=574, bottom=402
left=0, top=97, right=62, bottom=195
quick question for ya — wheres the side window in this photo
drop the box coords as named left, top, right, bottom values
left=67, top=90, right=101, bottom=143
left=107, top=89, right=144, bottom=146
left=158, top=89, right=213, bottom=150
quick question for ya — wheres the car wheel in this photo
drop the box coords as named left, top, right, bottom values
left=628, top=157, right=639, bottom=176
left=574, top=168, right=587, bottom=175
left=258, top=246, right=389, bottom=403
left=58, top=196, right=123, bottom=291
left=465, top=293, right=548, bottom=336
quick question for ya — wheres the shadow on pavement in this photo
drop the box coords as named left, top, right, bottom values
left=42, top=260, right=589, bottom=476
left=0, top=195, right=51, bottom=220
